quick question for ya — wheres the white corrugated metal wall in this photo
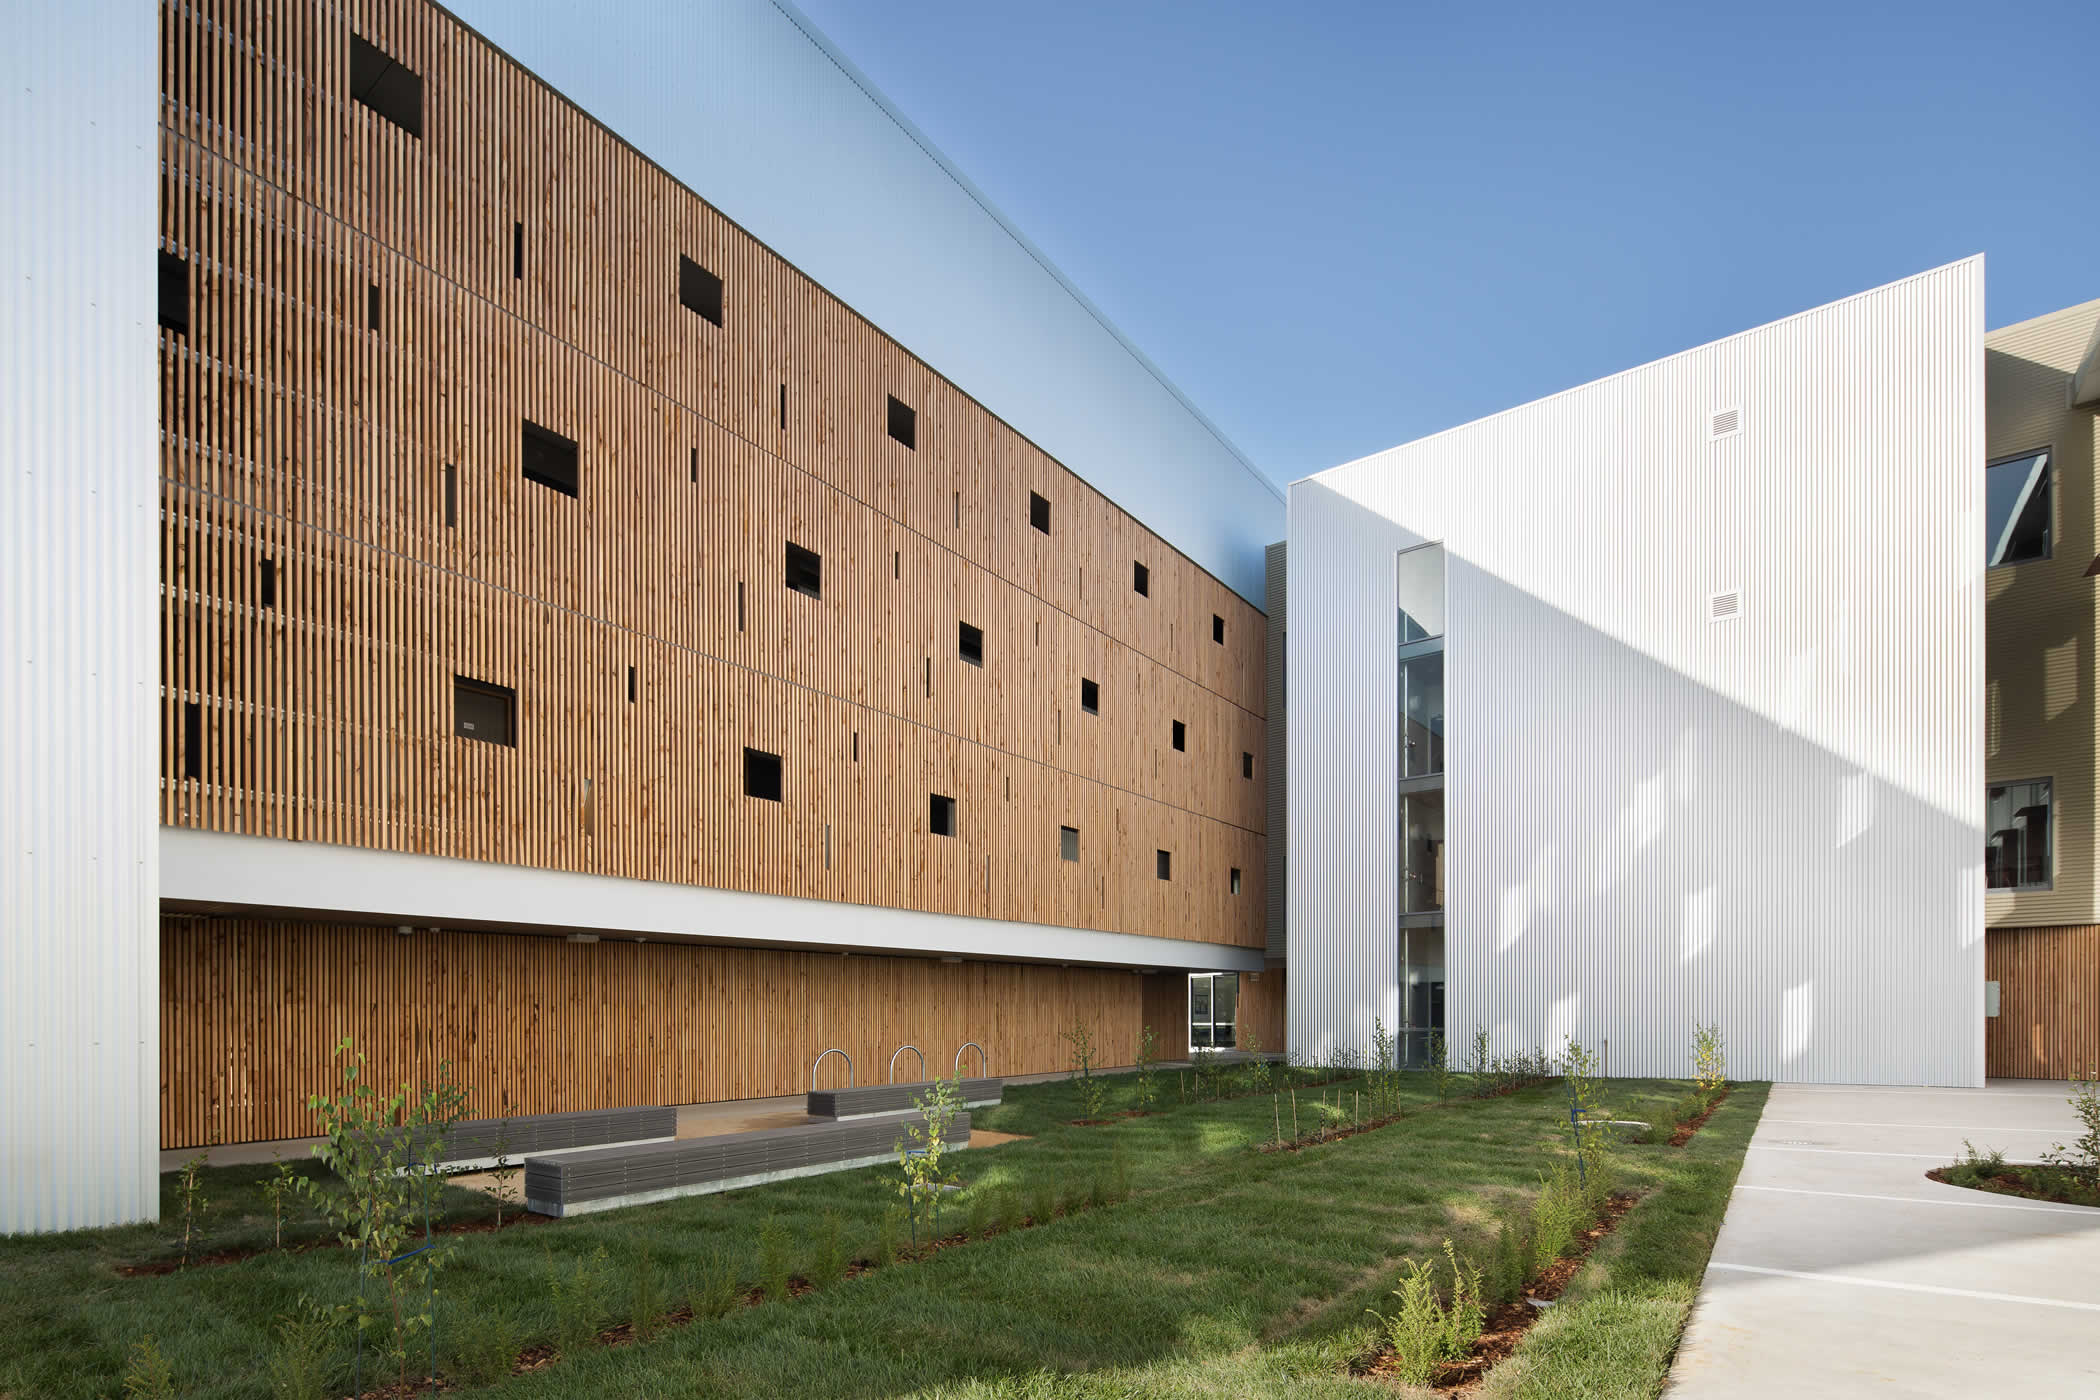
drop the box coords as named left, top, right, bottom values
left=1289, top=261, right=1985, bottom=1086
left=0, top=3, right=161, bottom=1230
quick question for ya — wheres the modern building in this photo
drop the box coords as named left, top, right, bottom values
left=4, top=0, right=1281, bottom=1233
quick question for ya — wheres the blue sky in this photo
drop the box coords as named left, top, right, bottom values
left=795, top=0, right=2096, bottom=488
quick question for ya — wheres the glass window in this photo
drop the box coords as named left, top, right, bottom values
left=1400, top=649, right=1444, bottom=779
left=1188, top=972, right=1236, bottom=1050
left=1986, top=779, right=2051, bottom=890
left=1986, top=449, right=2051, bottom=568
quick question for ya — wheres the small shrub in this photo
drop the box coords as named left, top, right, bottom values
left=1531, top=1163, right=1587, bottom=1273
left=549, top=1245, right=609, bottom=1354
left=1134, top=1024, right=1159, bottom=1111
left=811, top=1210, right=847, bottom=1288
left=2044, top=1067, right=2100, bottom=1190
left=1030, top=1177, right=1058, bottom=1226
left=759, top=1215, right=794, bottom=1302
left=629, top=1244, right=668, bottom=1341
left=1486, top=1215, right=1530, bottom=1304
left=122, top=1336, right=176, bottom=1399
left=690, top=1250, right=741, bottom=1319
left=1060, top=1017, right=1108, bottom=1121
left=257, top=1154, right=299, bottom=1252
left=1670, top=1090, right=1708, bottom=1129
left=484, top=1116, right=520, bottom=1230
left=1428, top=1030, right=1452, bottom=1102
left=896, top=1075, right=965, bottom=1244
left=265, top=1299, right=334, bottom=1400
left=446, top=1308, right=518, bottom=1386
left=1693, top=1023, right=1728, bottom=1101
left=1468, top=1028, right=1493, bottom=1097
left=173, top=1147, right=210, bottom=1269
left=1366, top=1242, right=1484, bottom=1386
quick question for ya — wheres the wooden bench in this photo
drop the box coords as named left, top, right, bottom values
left=523, top=1109, right=972, bottom=1217
left=805, top=1078, right=1003, bottom=1120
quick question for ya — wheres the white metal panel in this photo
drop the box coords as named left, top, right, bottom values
left=0, top=1, right=160, bottom=1229
left=1290, top=260, right=1985, bottom=1086
left=442, top=0, right=1285, bottom=602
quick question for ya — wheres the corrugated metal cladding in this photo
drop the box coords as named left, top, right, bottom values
left=1289, top=260, right=1986, bottom=1087
left=1265, top=542, right=1289, bottom=959
left=1, top=2, right=161, bottom=1230
left=443, top=0, right=1284, bottom=603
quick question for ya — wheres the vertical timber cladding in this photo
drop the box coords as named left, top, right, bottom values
left=1986, top=927, right=2100, bottom=1080
left=155, top=0, right=1266, bottom=946
left=160, top=918, right=1152, bottom=1149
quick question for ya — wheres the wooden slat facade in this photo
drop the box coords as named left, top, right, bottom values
left=162, top=917, right=1164, bottom=1148
left=1986, top=927, right=2100, bottom=1079
left=156, top=0, right=1267, bottom=947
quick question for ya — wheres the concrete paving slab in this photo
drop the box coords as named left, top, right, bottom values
left=1668, top=1080, right=2100, bottom=1398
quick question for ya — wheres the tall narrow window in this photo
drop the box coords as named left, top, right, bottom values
left=158, top=251, right=189, bottom=334
left=512, top=221, right=523, bottom=280
left=678, top=254, right=723, bottom=326
left=744, top=747, right=783, bottom=802
left=348, top=33, right=423, bottom=138
left=929, top=793, right=957, bottom=837
left=181, top=701, right=202, bottom=779
left=1060, top=826, right=1080, bottom=862
left=1156, top=849, right=1172, bottom=881
left=1986, top=449, right=2052, bottom=568
left=1212, top=614, right=1226, bottom=645
left=442, top=463, right=457, bottom=527
left=1171, top=720, right=1186, bottom=752
left=453, top=676, right=516, bottom=747
left=779, top=384, right=788, bottom=432
left=1230, top=867, right=1242, bottom=895
left=1029, top=491, right=1051, bottom=534
left=626, top=666, right=636, bottom=704
left=1242, top=751, right=1254, bottom=780
left=367, top=283, right=380, bottom=332
left=1986, top=778, right=2052, bottom=890
left=258, top=558, right=277, bottom=609
left=785, top=541, right=822, bottom=600
left=1080, top=678, right=1099, bottom=715
left=887, top=394, right=916, bottom=449
left=521, top=420, right=579, bottom=498
left=1133, top=561, right=1149, bottom=596
left=958, top=621, right=984, bottom=667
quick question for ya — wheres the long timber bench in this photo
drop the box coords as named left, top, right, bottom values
left=524, top=1109, right=972, bottom=1217
left=383, top=1106, right=679, bottom=1170
left=806, top=1078, right=1003, bottom=1120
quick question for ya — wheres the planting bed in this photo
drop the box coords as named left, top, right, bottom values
left=1669, top=1087, right=1730, bottom=1146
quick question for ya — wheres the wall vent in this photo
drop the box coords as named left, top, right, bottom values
left=1709, top=406, right=1741, bottom=440
left=1708, top=589, right=1742, bottom=623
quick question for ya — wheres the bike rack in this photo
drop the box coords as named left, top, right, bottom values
left=889, top=1044, right=925, bottom=1084
left=954, top=1041, right=988, bottom=1078
left=810, top=1047, right=854, bottom=1091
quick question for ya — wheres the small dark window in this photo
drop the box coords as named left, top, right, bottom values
left=512, top=221, right=523, bottom=280
left=958, top=621, right=984, bottom=667
left=259, top=558, right=277, bottom=609
left=1171, top=720, right=1186, bottom=752
left=744, top=747, right=783, bottom=802
left=779, top=384, right=788, bottom=432
left=1029, top=492, right=1051, bottom=534
left=181, top=701, right=202, bottom=779
left=929, top=793, right=957, bottom=837
left=678, top=254, right=723, bottom=327
left=1156, top=849, right=1172, bottom=881
left=521, top=419, right=579, bottom=498
left=1133, top=561, right=1149, bottom=597
left=453, top=676, right=516, bottom=747
left=1213, top=614, right=1226, bottom=645
left=442, top=463, right=457, bottom=527
left=1060, top=826, right=1080, bottom=862
left=348, top=33, right=422, bottom=139
left=626, top=666, right=636, bottom=704
left=1080, top=678, right=1099, bottom=714
left=689, top=447, right=697, bottom=484
left=367, top=283, right=380, bottom=332
left=887, top=395, right=916, bottom=450
left=1242, top=751, right=1254, bottom=780
left=158, top=252, right=189, bottom=334
left=785, top=541, right=822, bottom=600
left=1230, top=867, right=1242, bottom=895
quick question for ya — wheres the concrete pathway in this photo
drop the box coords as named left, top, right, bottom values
left=1668, top=1080, right=2100, bottom=1397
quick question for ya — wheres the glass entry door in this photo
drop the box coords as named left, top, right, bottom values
left=1189, top=972, right=1238, bottom=1049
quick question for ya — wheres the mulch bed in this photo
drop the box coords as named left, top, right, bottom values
left=1258, top=1110, right=1408, bottom=1154
left=1357, top=1191, right=1640, bottom=1393
left=1925, top=1165, right=2100, bottom=1208
left=116, top=1211, right=552, bottom=1276
left=1668, top=1088, right=1729, bottom=1147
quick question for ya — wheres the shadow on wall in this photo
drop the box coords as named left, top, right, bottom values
left=1290, top=479, right=1983, bottom=1087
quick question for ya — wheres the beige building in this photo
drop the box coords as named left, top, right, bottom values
left=1985, top=296, right=2100, bottom=1077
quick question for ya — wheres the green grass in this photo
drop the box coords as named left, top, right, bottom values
left=0, top=1071, right=1765, bottom=1399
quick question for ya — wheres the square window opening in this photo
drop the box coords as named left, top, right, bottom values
left=887, top=394, right=916, bottom=449
left=958, top=621, right=983, bottom=666
left=785, top=541, right=823, bottom=600
left=1029, top=491, right=1051, bottom=534
left=1059, top=825, right=1079, bottom=862
left=348, top=33, right=423, bottom=138
left=1080, top=677, right=1099, bottom=714
left=453, top=675, right=516, bottom=747
left=520, top=420, right=579, bottom=498
left=743, top=747, right=783, bottom=802
left=1987, top=778, right=2052, bottom=890
left=678, top=254, right=724, bottom=326
left=929, top=792, right=956, bottom=837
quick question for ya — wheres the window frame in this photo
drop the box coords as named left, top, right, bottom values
left=958, top=620, right=984, bottom=667
left=929, top=792, right=957, bottom=838
left=452, top=675, right=517, bottom=747
left=1059, top=825, right=1080, bottom=862
left=1986, top=775, right=2053, bottom=892
left=1985, top=445, right=2053, bottom=570
left=785, top=541, right=823, bottom=600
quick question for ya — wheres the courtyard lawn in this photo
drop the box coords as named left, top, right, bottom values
left=0, top=1069, right=1766, bottom=1399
